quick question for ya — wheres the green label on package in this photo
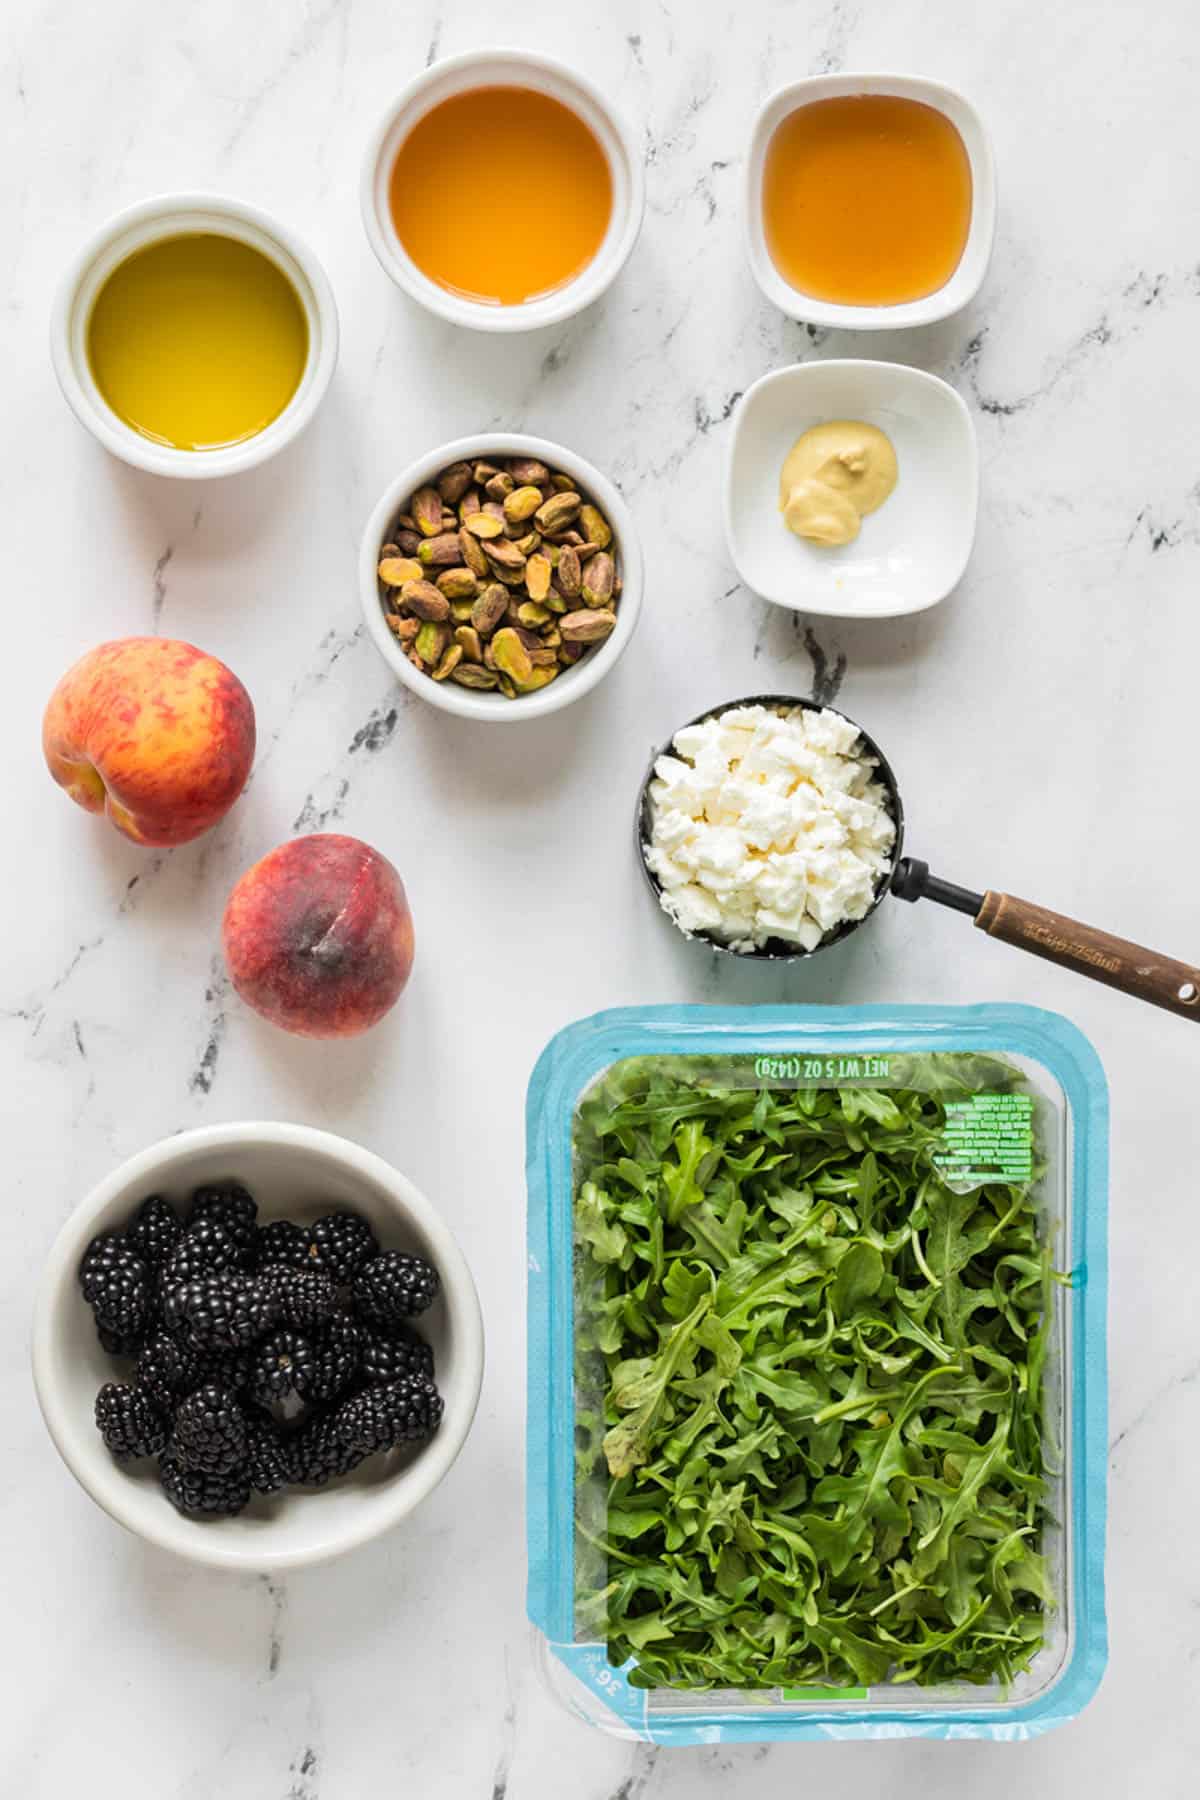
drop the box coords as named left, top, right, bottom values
left=932, top=1093, right=1034, bottom=1188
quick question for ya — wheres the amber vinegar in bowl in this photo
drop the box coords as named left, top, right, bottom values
left=745, top=73, right=996, bottom=330
left=362, top=49, right=645, bottom=331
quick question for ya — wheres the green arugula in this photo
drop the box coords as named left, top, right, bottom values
left=572, top=1055, right=1061, bottom=1693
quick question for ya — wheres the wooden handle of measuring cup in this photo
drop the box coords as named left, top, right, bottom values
left=976, top=892, right=1200, bottom=1021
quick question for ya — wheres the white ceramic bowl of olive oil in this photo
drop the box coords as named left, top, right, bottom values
left=51, top=193, right=339, bottom=480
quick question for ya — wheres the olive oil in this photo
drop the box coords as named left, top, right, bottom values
left=762, top=95, right=972, bottom=306
left=388, top=86, right=612, bottom=305
left=86, top=233, right=309, bottom=451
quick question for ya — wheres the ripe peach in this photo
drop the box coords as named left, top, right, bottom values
left=222, top=834, right=414, bottom=1038
left=42, top=637, right=255, bottom=848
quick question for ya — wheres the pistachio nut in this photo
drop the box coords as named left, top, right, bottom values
left=559, top=608, right=616, bottom=645
left=431, top=643, right=464, bottom=682
left=550, top=472, right=575, bottom=492
left=400, top=579, right=451, bottom=622
left=417, top=532, right=464, bottom=568
left=450, top=599, right=476, bottom=623
left=525, top=554, right=552, bottom=602
left=471, top=583, right=510, bottom=635
left=378, top=555, right=423, bottom=588
left=436, top=567, right=479, bottom=601
left=581, top=551, right=615, bottom=608
left=491, top=627, right=534, bottom=685
left=485, top=470, right=515, bottom=501
left=385, top=614, right=420, bottom=644
left=535, top=490, right=582, bottom=533
left=414, top=620, right=451, bottom=664
left=449, top=662, right=500, bottom=689
left=509, top=457, right=551, bottom=486
left=472, top=460, right=501, bottom=484
left=411, top=485, right=444, bottom=537
left=504, top=484, right=543, bottom=523
left=580, top=504, right=612, bottom=549
left=454, top=625, right=484, bottom=662
left=458, top=527, right=489, bottom=578
left=463, top=511, right=504, bottom=540
left=555, top=544, right=581, bottom=597
left=437, top=461, right=473, bottom=504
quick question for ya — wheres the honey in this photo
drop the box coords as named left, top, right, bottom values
left=762, top=95, right=972, bottom=306
left=388, top=86, right=612, bottom=305
left=86, top=233, right=309, bottom=451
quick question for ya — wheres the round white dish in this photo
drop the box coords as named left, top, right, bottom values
left=360, top=49, right=645, bottom=331
left=725, top=360, right=978, bottom=619
left=360, top=432, right=642, bottom=721
left=51, top=193, right=339, bottom=479
left=744, top=72, right=996, bottom=330
left=32, top=1122, right=484, bottom=1572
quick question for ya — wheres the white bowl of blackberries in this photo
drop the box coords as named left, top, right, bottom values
left=32, top=1123, right=484, bottom=1571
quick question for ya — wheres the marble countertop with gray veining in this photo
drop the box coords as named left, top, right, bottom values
left=2, top=0, right=1199, bottom=1794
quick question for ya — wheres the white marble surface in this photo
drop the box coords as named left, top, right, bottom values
left=2, top=0, right=1199, bottom=1793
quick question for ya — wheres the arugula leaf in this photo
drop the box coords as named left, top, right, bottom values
left=572, top=1055, right=1060, bottom=1693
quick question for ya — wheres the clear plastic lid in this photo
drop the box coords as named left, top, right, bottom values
left=526, top=1006, right=1108, bottom=1744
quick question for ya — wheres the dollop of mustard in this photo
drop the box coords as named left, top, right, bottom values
left=779, top=420, right=898, bottom=547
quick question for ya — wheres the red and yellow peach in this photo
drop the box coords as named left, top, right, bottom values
left=222, top=834, right=415, bottom=1038
left=42, top=637, right=255, bottom=847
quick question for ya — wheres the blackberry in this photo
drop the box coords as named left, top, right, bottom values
left=97, top=1323, right=145, bottom=1359
left=245, top=1417, right=290, bottom=1495
left=94, top=1381, right=168, bottom=1461
left=174, top=1383, right=249, bottom=1474
left=286, top=1405, right=367, bottom=1487
left=261, top=1263, right=337, bottom=1331
left=305, top=1211, right=379, bottom=1282
left=191, top=1343, right=255, bottom=1396
left=160, top=1218, right=239, bottom=1290
left=160, top=1453, right=251, bottom=1518
left=125, top=1194, right=183, bottom=1270
left=249, top=1329, right=313, bottom=1406
left=256, top=1219, right=309, bottom=1269
left=342, top=1375, right=443, bottom=1454
left=307, top=1313, right=361, bottom=1402
left=360, top=1322, right=434, bottom=1387
left=79, top=1237, right=151, bottom=1339
left=189, top=1182, right=258, bottom=1258
left=353, top=1251, right=440, bottom=1325
left=135, top=1329, right=202, bottom=1411
left=163, top=1271, right=280, bottom=1350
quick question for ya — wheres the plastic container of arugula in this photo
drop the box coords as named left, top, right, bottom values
left=525, top=1004, right=1108, bottom=1744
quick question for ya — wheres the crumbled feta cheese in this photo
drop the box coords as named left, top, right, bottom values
left=642, top=703, right=896, bottom=953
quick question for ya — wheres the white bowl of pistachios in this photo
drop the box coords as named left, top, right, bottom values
left=359, top=433, right=642, bottom=722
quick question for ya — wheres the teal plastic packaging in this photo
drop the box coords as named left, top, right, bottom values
left=526, top=1005, right=1108, bottom=1743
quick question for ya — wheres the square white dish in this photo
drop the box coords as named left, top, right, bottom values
left=744, top=72, right=996, bottom=330
left=725, top=360, right=978, bottom=619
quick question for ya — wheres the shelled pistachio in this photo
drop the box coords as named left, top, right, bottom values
left=377, top=453, right=622, bottom=699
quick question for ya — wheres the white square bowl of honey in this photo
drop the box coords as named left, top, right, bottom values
left=725, top=360, right=978, bottom=619
left=745, top=73, right=995, bottom=329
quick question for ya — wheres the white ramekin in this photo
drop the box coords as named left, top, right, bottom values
left=51, top=193, right=339, bottom=479
left=361, top=49, right=645, bottom=331
left=745, top=72, right=996, bottom=330
left=359, top=433, right=642, bottom=722
left=32, top=1123, right=484, bottom=1572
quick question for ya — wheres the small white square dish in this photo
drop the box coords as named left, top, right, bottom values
left=744, top=72, right=995, bottom=330
left=725, top=360, right=978, bottom=619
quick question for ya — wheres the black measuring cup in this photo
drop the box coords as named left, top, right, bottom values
left=637, top=693, right=1200, bottom=1021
